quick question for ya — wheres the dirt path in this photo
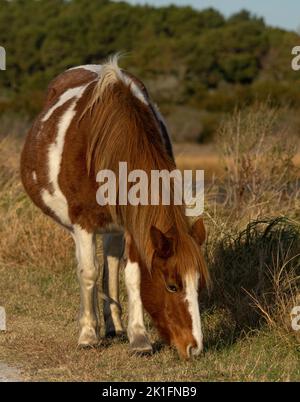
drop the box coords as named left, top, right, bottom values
left=0, top=362, right=22, bottom=382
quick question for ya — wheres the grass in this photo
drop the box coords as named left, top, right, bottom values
left=0, top=106, right=300, bottom=382
left=204, top=218, right=300, bottom=342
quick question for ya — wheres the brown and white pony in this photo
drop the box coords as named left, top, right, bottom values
left=20, top=56, right=209, bottom=359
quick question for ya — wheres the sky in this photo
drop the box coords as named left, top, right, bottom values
left=123, top=0, right=300, bottom=32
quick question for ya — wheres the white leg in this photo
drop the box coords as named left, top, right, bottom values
left=103, top=233, right=125, bottom=337
left=72, top=225, right=99, bottom=346
left=125, top=259, right=152, bottom=353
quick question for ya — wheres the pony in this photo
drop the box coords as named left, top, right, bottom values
left=20, top=56, right=209, bottom=359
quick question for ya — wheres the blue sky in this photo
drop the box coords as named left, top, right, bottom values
left=123, top=0, right=300, bottom=32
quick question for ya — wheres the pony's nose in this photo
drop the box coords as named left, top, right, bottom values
left=187, top=343, right=202, bottom=358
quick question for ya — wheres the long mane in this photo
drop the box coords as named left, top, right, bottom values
left=82, top=55, right=209, bottom=286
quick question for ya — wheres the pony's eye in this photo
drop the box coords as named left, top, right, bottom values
left=166, top=284, right=178, bottom=293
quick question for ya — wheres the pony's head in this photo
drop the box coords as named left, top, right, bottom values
left=138, top=217, right=208, bottom=359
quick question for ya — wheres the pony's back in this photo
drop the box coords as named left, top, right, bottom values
left=21, top=57, right=173, bottom=234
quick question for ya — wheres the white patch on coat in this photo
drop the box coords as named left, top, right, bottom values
left=122, top=74, right=148, bottom=105
left=72, top=224, right=99, bottom=344
left=124, top=259, right=147, bottom=341
left=32, top=171, right=37, bottom=182
left=42, top=83, right=90, bottom=122
left=41, top=187, right=70, bottom=226
left=68, top=64, right=102, bottom=75
left=41, top=82, right=90, bottom=226
left=73, top=224, right=97, bottom=269
left=41, top=102, right=77, bottom=226
left=185, top=273, right=203, bottom=355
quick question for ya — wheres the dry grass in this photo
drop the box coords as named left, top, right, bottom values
left=0, top=108, right=300, bottom=381
left=216, top=104, right=300, bottom=219
left=204, top=218, right=300, bottom=338
left=202, top=104, right=300, bottom=346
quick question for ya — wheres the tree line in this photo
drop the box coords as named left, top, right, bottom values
left=0, top=0, right=299, bottom=141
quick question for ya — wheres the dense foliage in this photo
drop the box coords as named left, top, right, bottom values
left=0, top=0, right=299, bottom=141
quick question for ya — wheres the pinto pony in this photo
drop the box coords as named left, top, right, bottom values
left=20, top=56, right=209, bottom=359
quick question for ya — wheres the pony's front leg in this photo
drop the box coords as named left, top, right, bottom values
left=73, top=226, right=100, bottom=347
left=125, top=258, right=153, bottom=354
left=102, top=233, right=125, bottom=337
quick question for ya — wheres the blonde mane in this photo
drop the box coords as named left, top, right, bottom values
left=83, top=55, right=209, bottom=286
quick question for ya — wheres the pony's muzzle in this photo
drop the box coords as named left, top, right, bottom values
left=187, top=343, right=203, bottom=358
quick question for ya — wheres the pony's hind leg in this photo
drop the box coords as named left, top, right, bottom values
left=125, top=258, right=153, bottom=354
left=102, top=233, right=125, bottom=337
left=72, top=225, right=100, bottom=347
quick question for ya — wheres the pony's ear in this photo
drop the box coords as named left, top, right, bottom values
left=191, top=217, right=206, bottom=246
left=150, top=226, right=174, bottom=258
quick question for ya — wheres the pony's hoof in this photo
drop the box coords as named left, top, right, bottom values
left=129, top=335, right=153, bottom=355
left=78, top=327, right=99, bottom=348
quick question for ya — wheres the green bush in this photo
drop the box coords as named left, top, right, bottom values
left=1, top=0, right=300, bottom=140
